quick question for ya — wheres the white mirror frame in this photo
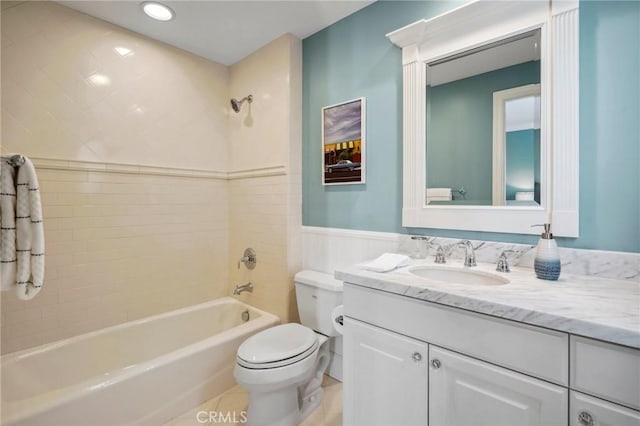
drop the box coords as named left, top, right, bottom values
left=387, top=0, right=579, bottom=237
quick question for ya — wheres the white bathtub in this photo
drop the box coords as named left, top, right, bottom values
left=1, top=297, right=279, bottom=426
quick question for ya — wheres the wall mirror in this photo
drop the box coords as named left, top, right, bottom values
left=387, top=0, right=579, bottom=236
left=425, top=29, right=541, bottom=207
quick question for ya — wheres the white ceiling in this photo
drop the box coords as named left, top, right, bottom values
left=57, top=1, right=373, bottom=66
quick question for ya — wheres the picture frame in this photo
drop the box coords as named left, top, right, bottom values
left=322, top=97, right=365, bottom=185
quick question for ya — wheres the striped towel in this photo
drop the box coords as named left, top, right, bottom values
left=15, top=157, right=45, bottom=300
left=0, top=161, right=17, bottom=291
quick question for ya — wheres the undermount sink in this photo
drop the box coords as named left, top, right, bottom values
left=408, top=266, right=509, bottom=286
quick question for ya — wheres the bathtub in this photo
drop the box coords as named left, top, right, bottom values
left=1, top=297, right=279, bottom=426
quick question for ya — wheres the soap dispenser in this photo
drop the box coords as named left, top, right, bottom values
left=532, top=224, right=561, bottom=281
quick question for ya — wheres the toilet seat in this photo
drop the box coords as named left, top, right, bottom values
left=237, top=323, right=318, bottom=369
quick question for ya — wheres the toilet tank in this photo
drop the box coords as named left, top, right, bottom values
left=294, top=270, right=343, bottom=337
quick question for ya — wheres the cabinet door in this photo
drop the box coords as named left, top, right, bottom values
left=570, top=391, right=640, bottom=426
left=429, top=346, right=567, bottom=426
left=343, top=317, right=428, bottom=426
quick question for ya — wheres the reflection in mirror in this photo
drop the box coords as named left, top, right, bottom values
left=425, top=29, right=541, bottom=206
left=493, top=84, right=541, bottom=206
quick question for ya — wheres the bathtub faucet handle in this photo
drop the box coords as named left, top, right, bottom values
left=237, top=248, right=257, bottom=270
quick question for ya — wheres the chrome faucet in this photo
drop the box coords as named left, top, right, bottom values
left=496, top=250, right=516, bottom=272
left=458, top=240, right=477, bottom=267
left=432, top=244, right=447, bottom=264
left=496, top=250, right=516, bottom=273
left=233, top=282, right=254, bottom=295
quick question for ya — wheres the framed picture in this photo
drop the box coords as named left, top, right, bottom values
left=322, top=97, right=365, bottom=185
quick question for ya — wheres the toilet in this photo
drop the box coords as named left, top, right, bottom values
left=234, top=270, right=343, bottom=426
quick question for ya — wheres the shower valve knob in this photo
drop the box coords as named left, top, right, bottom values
left=237, top=248, right=257, bottom=269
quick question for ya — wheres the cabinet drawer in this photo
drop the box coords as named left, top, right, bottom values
left=570, top=336, right=640, bottom=410
left=570, top=391, right=640, bottom=426
left=345, top=283, right=569, bottom=385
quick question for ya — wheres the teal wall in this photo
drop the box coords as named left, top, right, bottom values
left=506, top=129, right=540, bottom=201
left=426, top=61, right=540, bottom=204
left=302, top=1, right=640, bottom=252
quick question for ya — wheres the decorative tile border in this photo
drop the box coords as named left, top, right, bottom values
left=227, top=166, right=287, bottom=180
left=31, top=157, right=285, bottom=180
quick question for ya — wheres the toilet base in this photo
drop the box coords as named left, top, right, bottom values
left=237, top=334, right=332, bottom=426
left=299, top=387, right=324, bottom=421
left=246, top=386, right=300, bottom=426
left=298, top=343, right=329, bottom=420
left=245, top=382, right=325, bottom=426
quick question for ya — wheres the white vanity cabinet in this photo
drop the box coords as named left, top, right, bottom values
left=343, top=317, right=428, bottom=426
left=342, top=282, right=640, bottom=426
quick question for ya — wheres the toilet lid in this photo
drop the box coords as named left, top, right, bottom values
left=237, top=323, right=318, bottom=367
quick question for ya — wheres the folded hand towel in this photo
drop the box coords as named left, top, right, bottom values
left=426, top=188, right=452, bottom=198
left=15, top=157, right=45, bottom=300
left=361, top=253, right=410, bottom=273
left=426, top=187, right=452, bottom=204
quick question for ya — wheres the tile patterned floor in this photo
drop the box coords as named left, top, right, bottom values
left=163, top=376, right=343, bottom=426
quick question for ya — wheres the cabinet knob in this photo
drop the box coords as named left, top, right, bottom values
left=577, top=411, right=594, bottom=426
left=430, top=358, right=441, bottom=369
left=412, top=352, right=422, bottom=362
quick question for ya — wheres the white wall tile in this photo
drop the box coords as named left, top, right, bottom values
left=226, top=34, right=302, bottom=323
left=0, top=3, right=303, bottom=354
left=1, top=1, right=229, bottom=171
left=0, top=169, right=229, bottom=354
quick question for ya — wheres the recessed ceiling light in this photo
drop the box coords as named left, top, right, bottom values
left=114, top=46, right=133, bottom=56
left=87, top=73, right=111, bottom=87
left=141, top=2, right=174, bottom=21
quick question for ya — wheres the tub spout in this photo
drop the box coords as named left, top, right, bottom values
left=234, top=282, right=254, bottom=295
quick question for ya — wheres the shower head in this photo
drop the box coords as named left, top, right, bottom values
left=230, top=95, right=253, bottom=113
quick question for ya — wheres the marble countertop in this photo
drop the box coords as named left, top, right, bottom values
left=335, top=258, right=640, bottom=349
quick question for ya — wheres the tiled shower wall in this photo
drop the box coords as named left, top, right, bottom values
left=227, top=34, right=302, bottom=323
left=0, top=1, right=234, bottom=353
left=229, top=176, right=295, bottom=322
left=1, top=166, right=228, bottom=353
left=1, top=1, right=229, bottom=170
left=1, top=2, right=302, bottom=352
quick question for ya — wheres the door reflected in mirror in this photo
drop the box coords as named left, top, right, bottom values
left=425, top=29, right=542, bottom=207
left=496, top=85, right=541, bottom=206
